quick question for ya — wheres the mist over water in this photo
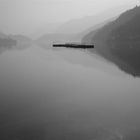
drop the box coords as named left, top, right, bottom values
left=1, top=44, right=140, bottom=139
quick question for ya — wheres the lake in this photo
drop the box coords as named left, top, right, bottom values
left=0, top=45, right=140, bottom=140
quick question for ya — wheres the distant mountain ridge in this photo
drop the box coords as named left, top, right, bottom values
left=0, top=32, right=17, bottom=49
left=36, top=15, right=117, bottom=49
left=56, top=5, right=133, bottom=34
left=0, top=32, right=32, bottom=53
left=83, top=5, right=140, bottom=76
left=35, top=5, right=134, bottom=49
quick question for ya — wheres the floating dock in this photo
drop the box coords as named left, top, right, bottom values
left=53, top=43, right=94, bottom=49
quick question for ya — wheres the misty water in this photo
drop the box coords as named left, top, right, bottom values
left=1, top=45, right=140, bottom=140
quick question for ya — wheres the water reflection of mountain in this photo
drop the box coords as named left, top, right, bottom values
left=83, top=6, right=140, bottom=77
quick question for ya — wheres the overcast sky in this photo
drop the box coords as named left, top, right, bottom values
left=0, top=0, right=139, bottom=35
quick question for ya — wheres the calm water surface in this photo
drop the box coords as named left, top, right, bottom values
left=0, top=45, right=140, bottom=140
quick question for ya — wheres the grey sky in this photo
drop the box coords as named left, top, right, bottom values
left=0, top=0, right=139, bottom=35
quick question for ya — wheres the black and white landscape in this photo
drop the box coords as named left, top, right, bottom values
left=1, top=0, right=140, bottom=140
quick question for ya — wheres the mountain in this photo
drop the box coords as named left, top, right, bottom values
left=36, top=20, right=112, bottom=49
left=56, top=15, right=111, bottom=34
left=81, top=19, right=114, bottom=45
left=36, top=15, right=117, bottom=49
left=10, top=35, right=32, bottom=49
left=83, top=5, right=140, bottom=76
left=0, top=32, right=17, bottom=49
left=0, top=32, right=32, bottom=54
left=35, top=5, right=134, bottom=49
left=0, top=37, right=17, bottom=49
left=55, top=5, right=134, bottom=34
